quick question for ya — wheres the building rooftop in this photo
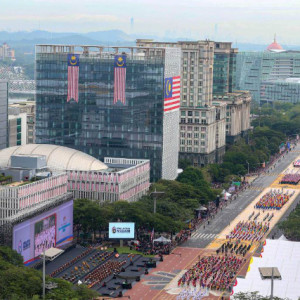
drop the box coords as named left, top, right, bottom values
left=266, top=36, right=284, bottom=52
left=0, top=144, right=108, bottom=172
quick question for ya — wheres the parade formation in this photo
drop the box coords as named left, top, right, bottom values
left=255, top=190, right=294, bottom=210
left=227, top=220, right=269, bottom=242
left=280, top=173, right=300, bottom=185
left=178, top=255, right=242, bottom=292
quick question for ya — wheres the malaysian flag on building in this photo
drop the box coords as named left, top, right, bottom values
left=164, top=76, right=181, bottom=113
left=67, top=54, right=80, bottom=103
left=114, top=55, right=126, bottom=105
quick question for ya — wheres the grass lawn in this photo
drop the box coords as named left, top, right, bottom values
left=107, top=246, right=155, bottom=257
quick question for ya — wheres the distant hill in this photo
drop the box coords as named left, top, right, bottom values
left=0, top=29, right=299, bottom=53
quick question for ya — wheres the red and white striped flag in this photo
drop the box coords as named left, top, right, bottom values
left=67, top=54, right=79, bottom=103
left=114, top=55, right=126, bottom=105
left=164, top=76, right=181, bottom=113
left=151, top=228, right=154, bottom=242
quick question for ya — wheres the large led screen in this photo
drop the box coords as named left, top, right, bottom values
left=13, top=200, right=73, bottom=265
left=109, top=222, right=135, bottom=239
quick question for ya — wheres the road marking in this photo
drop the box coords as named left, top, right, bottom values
left=190, top=233, right=218, bottom=240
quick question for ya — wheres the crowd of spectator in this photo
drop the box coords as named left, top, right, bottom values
left=84, top=259, right=126, bottom=288
left=49, top=248, right=93, bottom=277
left=178, top=255, right=243, bottom=291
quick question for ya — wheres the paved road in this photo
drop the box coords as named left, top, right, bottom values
left=182, top=143, right=300, bottom=249
left=182, top=189, right=262, bottom=248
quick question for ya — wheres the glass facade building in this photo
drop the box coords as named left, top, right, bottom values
left=236, top=51, right=300, bottom=104
left=0, top=80, right=8, bottom=150
left=261, top=79, right=300, bottom=104
left=35, top=45, right=181, bottom=182
left=213, top=42, right=237, bottom=95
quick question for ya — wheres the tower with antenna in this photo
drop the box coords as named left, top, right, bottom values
left=130, top=17, right=134, bottom=34
left=214, top=23, right=218, bottom=39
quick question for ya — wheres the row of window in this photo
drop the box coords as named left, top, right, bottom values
left=182, top=95, right=203, bottom=101
left=181, top=118, right=207, bottom=124
left=180, top=146, right=206, bottom=153
left=180, top=126, right=207, bottom=132
left=183, top=66, right=204, bottom=72
left=182, top=80, right=204, bottom=87
left=181, top=132, right=206, bottom=138
left=182, top=88, right=203, bottom=94
left=180, top=139, right=206, bottom=146
left=181, top=111, right=206, bottom=117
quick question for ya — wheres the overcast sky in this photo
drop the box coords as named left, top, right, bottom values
left=1, top=0, right=300, bottom=44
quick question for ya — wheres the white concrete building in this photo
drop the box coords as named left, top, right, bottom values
left=0, top=144, right=150, bottom=204
left=213, top=91, right=251, bottom=144
left=8, top=107, right=27, bottom=147
left=9, top=101, right=35, bottom=144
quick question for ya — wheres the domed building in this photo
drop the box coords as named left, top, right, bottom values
left=0, top=144, right=108, bottom=172
left=266, top=36, right=284, bottom=52
left=0, top=144, right=150, bottom=203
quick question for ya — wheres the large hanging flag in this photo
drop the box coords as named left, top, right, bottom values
left=114, top=55, right=126, bottom=105
left=67, top=54, right=80, bottom=103
left=164, top=76, right=181, bottom=113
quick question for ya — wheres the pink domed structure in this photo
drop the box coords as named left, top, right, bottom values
left=266, top=35, right=284, bottom=51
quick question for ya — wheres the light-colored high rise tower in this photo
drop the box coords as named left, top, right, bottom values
left=130, top=17, right=134, bottom=34
left=0, top=80, right=8, bottom=150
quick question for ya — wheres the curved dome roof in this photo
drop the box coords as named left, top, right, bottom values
left=0, top=144, right=108, bottom=172
left=267, top=36, right=283, bottom=51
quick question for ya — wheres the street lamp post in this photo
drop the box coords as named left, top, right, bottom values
left=246, top=161, right=250, bottom=174
left=150, top=190, right=165, bottom=214
left=271, top=268, right=274, bottom=300
left=259, top=267, right=281, bottom=300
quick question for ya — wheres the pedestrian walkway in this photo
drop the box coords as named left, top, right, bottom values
left=260, top=172, right=281, bottom=177
left=248, top=186, right=265, bottom=191
left=191, top=232, right=218, bottom=239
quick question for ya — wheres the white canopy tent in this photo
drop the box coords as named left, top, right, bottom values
left=231, top=239, right=300, bottom=300
left=153, top=236, right=171, bottom=243
left=278, top=234, right=288, bottom=241
left=40, top=247, right=64, bottom=261
left=221, top=190, right=231, bottom=199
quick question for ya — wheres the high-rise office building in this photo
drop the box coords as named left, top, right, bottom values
left=130, top=17, right=134, bottom=34
left=213, top=91, right=251, bottom=144
left=35, top=45, right=181, bottom=181
left=8, top=107, right=27, bottom=147
left=260, top=78, right=300, bottom=104
left=137, top=40, right=251, bottom=165
left=213, top=42, right=251, bottom=144
left=0, top=43, right=15, bottom=61
left=0, top=80, right=8, bottom=150
left=213, top=42, right=238, bottom=95
left=137, top=39, right=226, bottom=166
left=9, top=101, right=36, bottom=144
left=236, top=38, right=300, bottom=104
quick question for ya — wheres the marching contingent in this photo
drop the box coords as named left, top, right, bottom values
left=227, top=220, right=269, bottom=242
left=178, top=255, right=242, bottom=292
left=255, top=190, right=294, bottom=210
